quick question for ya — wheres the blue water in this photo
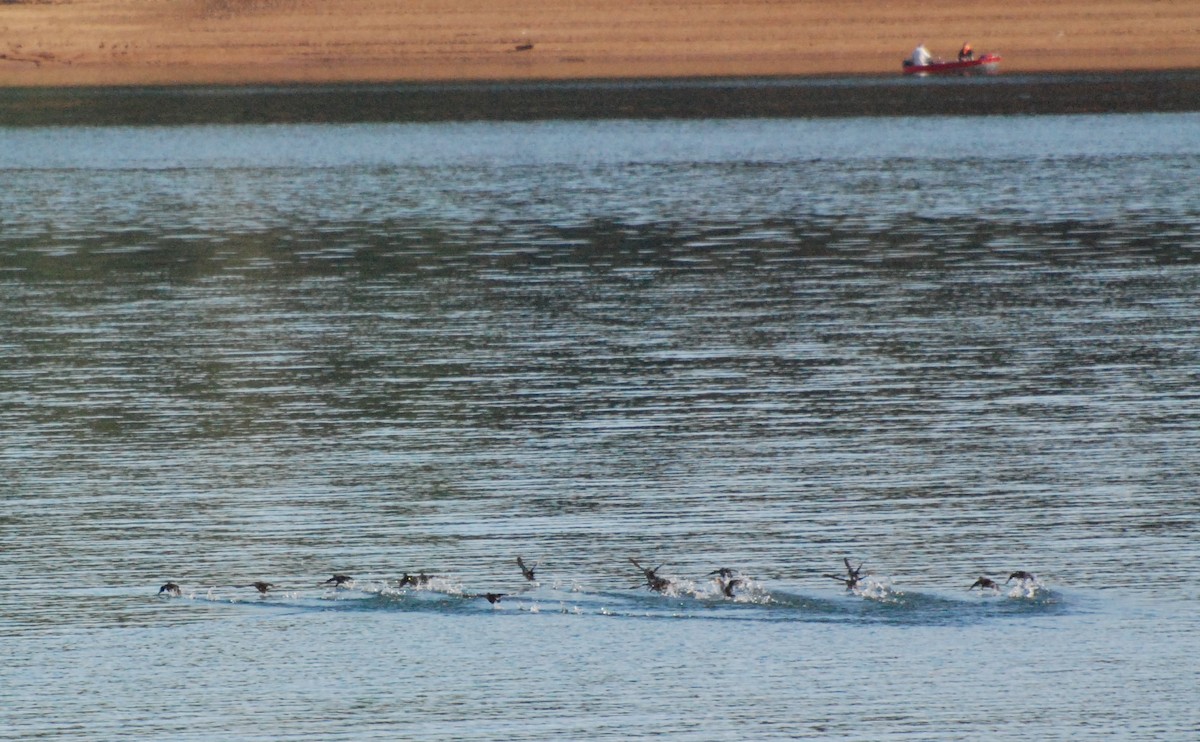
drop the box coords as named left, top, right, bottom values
left=2, top=112, right=1199, bottom=740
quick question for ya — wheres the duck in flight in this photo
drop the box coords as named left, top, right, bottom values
left=158, top=582, right=182, bottom=596
left=240, top=581, right=274, bottom=594
left=323, top=574, right=353, bottom=587
left=824, top=557, right=865, bottom=590
left=718, top=576, right=742, bottom=598
left=1006, top=571, right=1036, bottom=583
left=708, top=568, right=742, bottom=598
left=516, top=557, right=538, bottom=582
left=630, top=558, right=672, bottom=593
left=969, top=576, right=1000, bottom=591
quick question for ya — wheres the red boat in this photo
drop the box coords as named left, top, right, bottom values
left=902, top=53, right=1001, bottom=76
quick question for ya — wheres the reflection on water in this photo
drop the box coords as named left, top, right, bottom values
left=2, top=114, right=1199, bottom=740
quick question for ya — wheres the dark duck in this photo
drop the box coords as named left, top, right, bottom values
left=629, top=558, right=672, bottom=593
left=969, top=576, right=1000, bottom=591
left=824, top=558, right=866, bottom=590
left=516, top=556, right=538, bottom=582
left=708, top=568, right=742, bottom=598
left=397, top=572, right=433, bottom=587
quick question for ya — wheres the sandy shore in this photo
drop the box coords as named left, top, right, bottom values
left=1, top=0, right=1197, bottom=87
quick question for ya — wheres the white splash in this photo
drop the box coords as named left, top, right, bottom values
left=1006, top=577, right=1044, bottom=599
left=855, top=577, right=903, bottom=602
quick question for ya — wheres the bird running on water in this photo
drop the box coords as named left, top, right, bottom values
left=398, top=572, right=433, bottom=587
left=239, top=581, right=274, bottom=594
left=969, top=576, right=1000, bottom=591
left=516, top=556, right=538, bottom=582
left=630, top=558, right=672, bottom=593
left=708, top=568, right=742, bottom=598
left=824, top=558, right=866, bottom=591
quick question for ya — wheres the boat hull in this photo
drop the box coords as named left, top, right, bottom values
left=902, top=53, right=1001, bottom=76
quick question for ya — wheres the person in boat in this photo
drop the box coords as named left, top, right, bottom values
left=910, top=43, right=932, bottom=67
left=958, top=42, right=974, bottom=62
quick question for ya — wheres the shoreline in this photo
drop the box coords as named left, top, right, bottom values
left=2, top=0, right=1197, bottom=90
left=3, top=70, right=1200, bottom=126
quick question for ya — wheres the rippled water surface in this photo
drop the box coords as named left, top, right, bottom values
left=2, top=113, right=1199, bottom=740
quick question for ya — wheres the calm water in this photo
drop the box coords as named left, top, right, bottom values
left=2, top=113, right=1199, bottom=740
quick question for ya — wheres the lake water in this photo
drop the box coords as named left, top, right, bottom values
left=2, top=112, right=1199, bottom=740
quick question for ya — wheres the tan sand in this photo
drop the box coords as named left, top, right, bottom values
left=1, top=0, right=1197, bottom=87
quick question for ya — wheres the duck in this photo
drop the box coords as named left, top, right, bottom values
left=322, top=574, right=353, bottom=587
left=240, top=581, right=274, bottom=594
left=969, top=576, right=1000, bottom=591
left=516, top=556, right=538, bottom=582
left=707, top=568, right=743, bottom=597
left=1006, top=570, right=1036, bottom=583
left=629, top=558, right=672, bottom=593
left=824, top=557, right=865, bottom=590
left=397, top=572, right=433, bottom=587
left=464, top=592, right=506, bottom=604
left=158, top=582, right=182, bottom=596
left=718, top=576, right=742, bottom=598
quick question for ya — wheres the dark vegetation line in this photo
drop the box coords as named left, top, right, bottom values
left=2, top=71, right=1199, bottom=126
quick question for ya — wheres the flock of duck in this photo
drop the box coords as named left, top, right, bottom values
left=824, top=558, right=1037, bottom=594
left=157, top=556, right=1041, bottom=602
